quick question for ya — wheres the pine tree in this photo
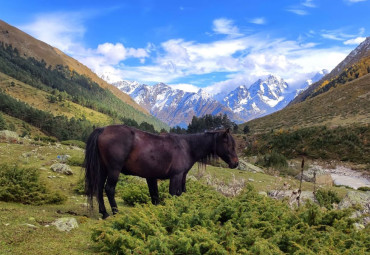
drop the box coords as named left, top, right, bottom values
left=0, top=113, right=7, bottom=130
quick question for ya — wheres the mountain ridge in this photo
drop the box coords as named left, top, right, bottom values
left=291, top=37, right=370, bottom=105
left=0, top=19, right=148, bottom=115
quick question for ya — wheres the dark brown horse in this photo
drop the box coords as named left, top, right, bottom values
left=84, top=125, right=239, bottom=219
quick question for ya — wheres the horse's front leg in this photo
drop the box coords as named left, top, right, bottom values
left=169, top=173, right=183, bottom=196
left=146, top=178, right=159, bottom=205
left=182, top=172, right=188, bottom=193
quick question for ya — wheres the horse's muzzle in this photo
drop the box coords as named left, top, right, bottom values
left=229, top=161, right=239, bottom=169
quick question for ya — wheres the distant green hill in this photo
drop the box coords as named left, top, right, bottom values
left=0, top=19, right=168, bottom=141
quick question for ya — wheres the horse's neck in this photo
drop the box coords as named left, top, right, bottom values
left=185, top=133, right=214, bottom=162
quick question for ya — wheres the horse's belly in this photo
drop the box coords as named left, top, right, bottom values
left=124, top=150, right=172, bottom=179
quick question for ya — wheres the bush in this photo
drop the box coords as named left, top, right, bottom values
left=61, top=140, right=86, bottom=149
left=0, top=164, right=66, bottom=205
left=67, top=155, right=84, bottom=167
left=357, top=186, right=370, bottom=192
left=73, top=177, right=85, bottom=195
left=33, top=135, right=57, bottom=143
left=120, top=182, right=151, bottom=206
left=315, top=189, right=341, bottom=209
left=256, top=151, right=288, bottom=169
left=92, top=182, right=369, bottom=254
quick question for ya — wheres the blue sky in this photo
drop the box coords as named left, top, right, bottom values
left=1, top=0, right=369, bottom=94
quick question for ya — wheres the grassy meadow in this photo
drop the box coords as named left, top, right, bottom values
left=1, top=138, right=367, bottom=254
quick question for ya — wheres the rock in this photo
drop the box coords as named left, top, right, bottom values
left=258, top=191, right=268, bottom=197
left=187, top=176, right=198, bottom=182
left=57, top=154, right=71, bottom=163
left=22, top=152, right=33, bottom=158
left=51, top=217, right=78, bottom=232
left=316, top=174, right=333, bottom=186
left=338, top=191, right=370, bottom=225
left=237, top=159, right=264, bottom=173
left=23, top=223, right=38, bottom=229
left=353, top=223, right=365, bottom=230
left=268, top=190, right=316, bottom=207
left=50, top=163, right=73, bottom=175
left=248, top=178, right=255, bottom=182
left=0, top=130, right=19, bottom=142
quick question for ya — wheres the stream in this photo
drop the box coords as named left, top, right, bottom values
left=308, top=163, right=370, bottom=190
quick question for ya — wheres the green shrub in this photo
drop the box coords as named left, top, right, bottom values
left=0, top=164, right=66, bottom=205
left=120, top=183, right=151, bottom=206
left=73, top=177, right=85, bottom=195
left=67, top=155, right=84, bottom=167
left=315, top=189, right=341, bottom=209
left=92, top=182, right=369, bottom=254
left=33, top=135, right=57, bottom=143
left=256, top=151, right=288, bottom=169
left=357, top=186, right=370, bottom=191
left=61, top=140, right=86, bottom=149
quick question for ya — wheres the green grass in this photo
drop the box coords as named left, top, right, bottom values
left=0, top=141, right=362, bottom=254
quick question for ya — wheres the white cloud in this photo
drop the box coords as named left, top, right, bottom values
left=249, top=17, right=266, bottom=25
left=343, top=37, right=367, bottom=45
left=346, top=0, right=367, bottom=2
left=286, top=9, right=308, bottom=15
left=20, top=13, right=356, bottom=95
left=96, top=42, right=148, bottom=64
left=212, top=18, right=242, bottom=36
left=321, top=28, right=365, bottom=41
left=20, top=12, right=86, bottom=54
left=169, top=83, right=200, bottom=93
left=302, top=0, right=316, bottom=8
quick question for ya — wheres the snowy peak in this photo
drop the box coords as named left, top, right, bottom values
left=220, top=75, right=293, bottom=121
left=113, top=81, right=236, bottom=127
left=249, top=74, right=288, bottom=102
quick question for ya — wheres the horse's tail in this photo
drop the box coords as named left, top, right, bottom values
left=83, top=127, right=105, bottom=208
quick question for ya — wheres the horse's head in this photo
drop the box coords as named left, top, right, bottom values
left=214, top=128, right=239, bottom=169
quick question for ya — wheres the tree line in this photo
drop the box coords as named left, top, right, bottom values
left=0, top=43, right=167, bottom=131
left=170, top=114, right=238, bottom=134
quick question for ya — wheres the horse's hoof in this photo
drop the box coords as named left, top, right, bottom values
left=112, top=208, right=119, bottom=215
left=101, top=212, right=110, bottom=219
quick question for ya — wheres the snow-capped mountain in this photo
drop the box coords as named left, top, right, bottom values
left=220, top=75, right=293, bottom=121
left=115, top=81, right=238, bottom=127
left=114, top=73, right=321, bottom=127
left=296, top=69, right=329, bottom=96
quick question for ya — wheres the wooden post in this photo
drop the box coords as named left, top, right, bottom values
left=297, top=157, right=305, bottom=207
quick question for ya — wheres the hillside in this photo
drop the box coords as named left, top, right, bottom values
left=292, top=37, right=370, bottom=104
left=240, top=73, right=370, bottom=134
left=0, top=19, right=147, bottom=115
left=0, top=20, right=169, bottom=136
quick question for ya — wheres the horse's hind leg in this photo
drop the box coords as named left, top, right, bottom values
left=105, top=170, right=120, bottom=215
left=146, top=178, right=159, bottom=205
left=98, top=171, right=109, bottom=219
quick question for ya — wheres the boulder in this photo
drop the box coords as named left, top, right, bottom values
left=316, top=174, right=333, bottom=186
left=0, top=130, right=19, bottom=142
left=237, top=159, right=264, bottom=173
left=57, top=154, right=71, bottom=163
left=338, top=191, right=370, bottom=225
left=50, top=163, right=73, bottom=175
left=268, top=190, right=316, bottom=207
left=51, top=217, right=78, bottom=232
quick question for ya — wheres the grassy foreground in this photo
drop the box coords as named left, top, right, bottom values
left=0, top=141, right=368, bottom=254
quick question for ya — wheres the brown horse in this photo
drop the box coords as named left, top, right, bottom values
left=84, top=125, right=239, bottom=219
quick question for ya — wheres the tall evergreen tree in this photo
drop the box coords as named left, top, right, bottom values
left=0, top=113, right=7, bottom=130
